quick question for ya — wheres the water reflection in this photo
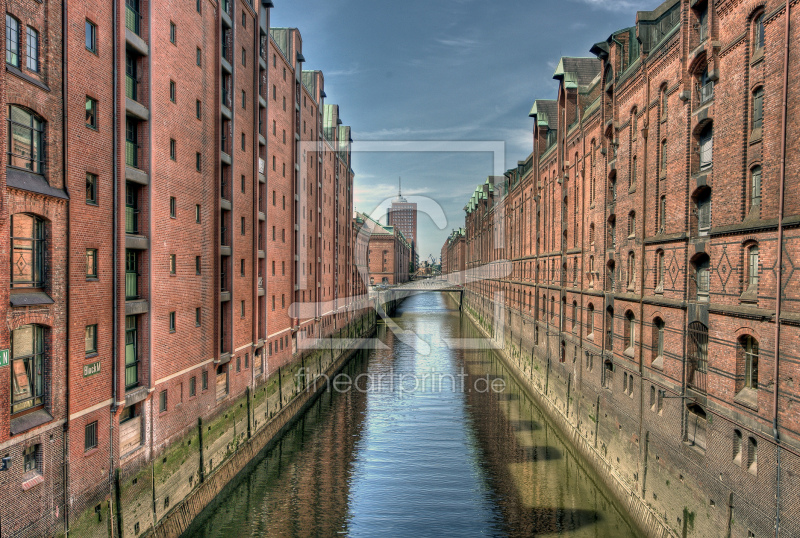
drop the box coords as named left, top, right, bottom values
left=186, top=294, right=640, bottom=537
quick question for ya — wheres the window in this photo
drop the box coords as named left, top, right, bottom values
left=656, top=250, right=664, bottom=291
left=8, top=106, right=45, bottom=173
left=169, top=254, right=176, bottom=274
left=85, top=172, right=98, bottom=204
left=11, top=324, right=45, bottom=413
left=195, top=204, right=201, bottom=223
left=170, top=138, right=176, bottom=160
left=609, top=173, right=617, bottom=201
left=26, top=27, right=39, bottom=72
left=698, top=4, right=708, bottom=42
left=750, top=166, right=762, bottom=211
left=699, top=124, right=713, bottom=170
left=687, top=321, right=708, bottom=391
left=169, top=311, right=176, bottom=332
left=625, top=311, right=635, bottom=351
left=696, top=188, right=711, bottom=234
left=159, top=390, right=167, bottom=412
left=85, top=97, right=99, bottom=128
left=241, top=47, right=246, bottom=66
left=699, top=69, right=714, bottom=104
left=272, top=84, right=276, bottom=100
left=628, top=211, right=636, bottom=237
left=240, top=258, right=245, bottom=276
left=23, top=445, right=39, bottom=473
left=196, top=99, right=201, bottom=119
left=170, top=22, right=176, bottom=44
left=603, top=360, right=614, bottom=390
left=241, top=132, right=245, bottom=150
left=240, top=300, right=245, bottom=318
left=241, top=90, right=246, bottom=109
left=659, top=195, right=666, bottom=233
left=627, top=251, right=635, bottom=287
left=85, top=20, right=97, bottom=53
left=125, top=316, right=138, bottom=388
left=653, top=318, right=665, bottom=364
left=195, top=256, right=201, bottom=275
left=196, top=152, right=201, bottom=171
left=738, top=334, right=761, bottom=392
left=754, top=14, right=765, bottom=51
left=694, top=255, right=710, bottom=302
left=85, top=421, right=98, bottom=451
left=747, top=245, right=759, bottom=291
left=605, top=306, right=614, bottom=350
left=202, top=370, right=208, bottom=390
left=587, top=303, right=595, bottom=335
left=661, top=87, right=668, bottom=119
left=752, top=87, right=764, bottom=134
left=196, top=0, right=201, bottom=12
left=190, top=376, right=196, bottom=397
left=240, top=216, right=245, bottom=235
left=84, top=324, right=98, bottom=355
left=6, top=15, right=19, bottom=67
left=169, top=196, right=176, bottom=218
left=196, top=47, right=202, bottom=66
left=11, top=214, right=45, bottom=288
left=86, top=248, right=98, bottom=278
left=733, top=430, right=743, bottom=463
left=660, top=139, right=668, bottom=174
left=686, top=404, right=708, bottom=450
left=748, top=437, right=758, bottom=474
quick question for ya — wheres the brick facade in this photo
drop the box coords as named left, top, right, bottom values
left=0, top=0, right=365, bottom=535
left=357, top=212, right=411, bottom=286
left=462, top=1, right=800, bottom=536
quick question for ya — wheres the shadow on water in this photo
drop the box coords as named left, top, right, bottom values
left=184, top=293, right=641, bottom=537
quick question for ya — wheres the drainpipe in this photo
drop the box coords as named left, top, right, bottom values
left=109, top=0, right=119, bottom=534
left=773, top=3, right=791, bottom=536
left=62, top=0, right=71, bottom=533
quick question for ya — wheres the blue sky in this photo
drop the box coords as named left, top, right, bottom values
left=271, top=0, right=663, bottom=260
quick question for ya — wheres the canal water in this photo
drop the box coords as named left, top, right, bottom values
left=185, top=293, right=640, bottom=537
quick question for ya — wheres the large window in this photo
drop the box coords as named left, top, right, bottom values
left=699, top=124, right=713, bottom=170
left=740, top=335, right=759, bottom=390
left=125, top=315, right=138, bottom=388
left=6, top=14, right=19, bottom=67
left=750, top=166, right=762, bottom=212
left=746, top=245, right=759, bottom=292
left=752, top=87, right=764, bottom=134
left=694, top=255, right=710, bottom=302
left=754, top=14, right=765, bottom=52
left=696, top=188, right=711, bottom=234
left=8, top=106, right=44, bottom=173
left=687, top=321, right=708, bottom=392
left=26, top=27, right=39, bottom=72
left=11, top=214, right=45, bottom=288
left=11, top=324, right=45, bottom=414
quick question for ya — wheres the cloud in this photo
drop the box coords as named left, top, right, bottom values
left=435, top=37, right=479, bottom=48
left=325, top=65, right=362, bottom=76
left=568, top=0, right=654, bottom=12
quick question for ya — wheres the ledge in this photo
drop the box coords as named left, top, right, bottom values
left=125, top=28, right=148, bottom=56
left=220, top=198, right=232, bottom=211
left=6, top=64, right=50, bottom=91
left=217, top=352, right=231, bottom=365
left=221, top=245, right=232, bottom=257
left=125, top=234, right=149, bottom=250
left=7, top=168, right=68, bottom=200
left=10, top=290, right=54, bottom=307
left=125, top=299, right=149, bottom=316
left=21, top=471, right=44, bottom=491
left=710, top=215, right=800, bottom=237
left=644, top=232, right=686, bottom=245
left=707, top=302, right=772, bottom=321
left=125, top=97, right=150, bottom=121
left=125, top=165, right=149, bottom=185
left=10, top=409, right=53, bottom=436
left=125, top=386, right=149, bottom=407
left=220, top=291, right=232, bottom=302
left=734, top=387, right=758, bottom=411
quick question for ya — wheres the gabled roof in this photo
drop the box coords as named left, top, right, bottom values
left=528, top=99, right=558, bottom=128
left=553, top=57, right=600, bottom=89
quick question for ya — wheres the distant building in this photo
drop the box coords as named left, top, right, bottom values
left=387, top=182, right=417, bottom=267
left=357, top=212, right=411, bottom=285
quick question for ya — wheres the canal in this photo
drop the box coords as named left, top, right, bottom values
left=185, top=293, right=640, bottom=537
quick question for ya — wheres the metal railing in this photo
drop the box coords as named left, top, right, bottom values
left=699, top=81, right=714, bottom=104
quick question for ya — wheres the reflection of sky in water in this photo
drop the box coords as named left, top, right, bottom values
left=187, top=293, right=640, bottom=537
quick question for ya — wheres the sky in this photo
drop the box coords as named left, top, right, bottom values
left=271, top=0, right=664, bottom=261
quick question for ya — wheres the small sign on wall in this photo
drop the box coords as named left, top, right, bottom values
left=83, top=361, right=101, bottom=378
left=0, top=349, right=8, bottom=367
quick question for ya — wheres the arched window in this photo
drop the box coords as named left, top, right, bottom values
left=693, top=254, right=710, bottom=302
left=588, top=303, right=595, bottom=336
left=11, top=324, right=46, bottom=414
left=660, top=139, right=668, bottom=175
left=748, top=437, right=758, bottom=474
left=699, top=68, right=714, bottom=104
left=686, top=403, right=708, bottom=450
left=754, top=13, right=765, bottom=51
left=695, top=187, right=712, bottom=235
left=609, top=172, right=617, bottom=201
left=11, top=214, right=46, bottom=288
left=627, top=251, right=635, bottom=288
left=656, top=250, right=665, bottom=291
left=572, top=300, right=578, bottom=331
left=588, top=255, right=595, bottom=288
left=603, top=359, right=614, bottom=389
left=699, top=124, right=713, bottom=170
left=739, top=335, right=759, bottom=390
left=628, top=211, right=636, bottom=237
left=608, top=215, right=616, bottom=248
left=8, top=106, right=45, bottom=173
left=653, top=317, right=665, bottom=365
left=631, top=155, right=637, bottom=188
left=752, top=87, right=764, bottom=134
left=659, top=195, right=667, bottom=233
left=624, top=310, right=635, bottom=351
left=661, top=87, right=668, bottom=119
left=733, top=429, right=743, bottom=463
left=750, top=165, right=762, bottom=212
left=589, top=223, right=595, bottom=246
left=632, top=110, right=638, bottom=141
left=746, top=244, right=759, bottom=293
left=560, top=341, right=566, bottom=363
left=688, top=321, right=708, bottom=392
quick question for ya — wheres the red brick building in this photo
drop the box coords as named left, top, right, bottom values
left=0, top=0, right=364, bottom=535
left=440, top=228, right=466, bottom=285
left=358, top=212, right=411, bottom=286
left=463, top=1, right=800, bottom=536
